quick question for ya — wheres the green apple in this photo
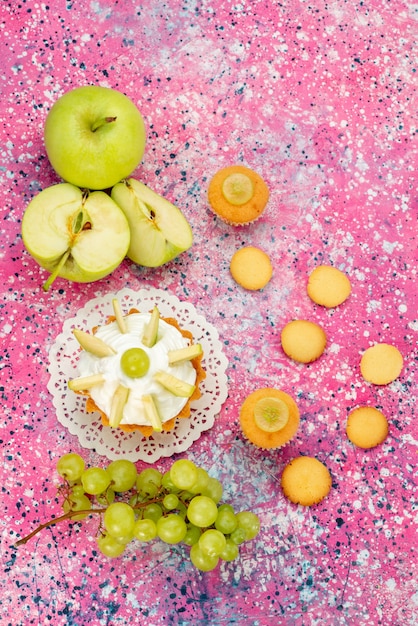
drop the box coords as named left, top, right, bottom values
left=72, top=329, right=116, bottom=357
left=153, top=371, right=195, bottom=397
left=44, top=86, right=146, bottom=190
left=109, top=384, right=130, bottom=428
left=111, top=178, right=193, bottom=267
left=21, top=182, right=130, bottom=291
left=142, top=306, right=160, bottom=347
left=142, top=394, right=163, bottom=432
left=168, top=344, right=202, bottom=365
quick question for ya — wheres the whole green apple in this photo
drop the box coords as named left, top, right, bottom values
left=111, top=178, right=193, bottom=267
left=44, top=86, right=146, bottom=190
left=21, top=183, right=131, bottom=291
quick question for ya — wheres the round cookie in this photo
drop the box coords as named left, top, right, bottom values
left=360, top=343, right=403, bottom=385
left=281, top=319, right=326, bottom=363
left=230, top=246, right=273, bottom=290
left=346, top=406, right=389, bottom=449
left=307, top=265, right=351, bottom=308
left=239, top=388, right=300, bottom=449
left=281, top=456, right=332, bottom=506
left=208, top=165, right=269, bottom=225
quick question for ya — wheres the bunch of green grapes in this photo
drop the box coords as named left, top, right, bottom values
left=53, top=453, right=260, bottom=572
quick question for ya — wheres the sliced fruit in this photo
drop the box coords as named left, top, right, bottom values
left=111, top=178, right=193, bottom=267
left=222, top=172, right=254, bottom=205
left=168, top=344, right=203, bottom=365
left=21, top=183, right=130, bottom=291
left=142, top=394, right=163, bottom=432
left=108, top=384, right=130, bottom=428
left=43, top=250, right=71, bottom=292
left=72, top=328, right=116, bottom=357
left=253, top=397, right=289, bottom=433
left=142, top=306, right=160, bottom=348
left=153, top=371, right=195, bottom=397
left=112, top=298, right=127, bottom=333
left=68, top=373, right=105, bottom=391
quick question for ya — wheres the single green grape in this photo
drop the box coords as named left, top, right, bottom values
left=189, top=467, right=210, bottom=494
left=97, top=533, right=126, bottom=558
left=104, top=502, right=135, bottom=539
left=236, top=511, right=260, bottom=540
left=63, top=494, right=92, bottom=521
left=178, top=490, right=194, bottom=501
left=129, top=493, right=139, bottom=507
left=56, top=453, right=85, bottom=482
left=96, top=488, right=115, bottom=506
left=106, top=459, right=137, bottom=492
left=217, top=503, right=234, bottom=514
left=81, top=467, right=111, bottom=495
left=183, top=523, right=201, bottom=546
left=198, top=529, right=227, bottom=557
left=163, top=493, right=179, bottom=510
left=169, top=459, right=198, bottom=491
left=190, top=543, right=219, bottom=572
left=113, top=532, right=135, bottom=545
left=161, top=471, right=180, bottom=493
left=134, top=518, right=157, bottom=542
left=143, top=503, right=163, bottom=523
left=156, top=514, right=187, bottom=544
left=120, top=347, right=150, bottom=378
left=215, top=508, right=238, bottom=534
left=187, top=496, right=218, bottom=528
left=71, top=483, right=85, bottom=498
left=176, top=501, right=188, bottom=520
left=230, top=527, right=246, bottom=545
left=136, top=468, right=162, bottom=497
left=72, top=495, right=92, bottom=511
left=219, top=538, right=240, bottom=562
left=201, top=477, right=223, bottom=503
left=138, top=483, right=158, bottom=499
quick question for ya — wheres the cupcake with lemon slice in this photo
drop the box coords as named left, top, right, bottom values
left=239, top=388, right=300, bottom=449
left=68, top=298, right=205, bottom=437
left=208, top=165, right=269, bottom=225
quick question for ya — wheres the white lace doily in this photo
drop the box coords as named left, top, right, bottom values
left=47, top=288, right=229, bottom=462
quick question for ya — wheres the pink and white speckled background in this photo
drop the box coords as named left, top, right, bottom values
left=1, top=1, right=417, bottom=625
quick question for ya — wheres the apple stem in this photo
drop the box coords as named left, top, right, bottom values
left=42, top=250, right=71, bottom=292
left=91, top=116, right=117, bottom=132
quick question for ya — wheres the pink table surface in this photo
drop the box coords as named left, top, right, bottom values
left=1, top=1, right=417, bottom=625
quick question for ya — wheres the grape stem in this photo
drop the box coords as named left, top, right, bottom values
left=14, top=507, right=106, bottom=547
left=14, top=491, right=196, bottom=548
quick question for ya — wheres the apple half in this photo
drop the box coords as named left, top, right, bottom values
left=21, top=183, right=130, bottom=291
left=111, top=178, right=193, bottom=267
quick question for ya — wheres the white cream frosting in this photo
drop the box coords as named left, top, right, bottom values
left=77, top=313, right=197, bottom=426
